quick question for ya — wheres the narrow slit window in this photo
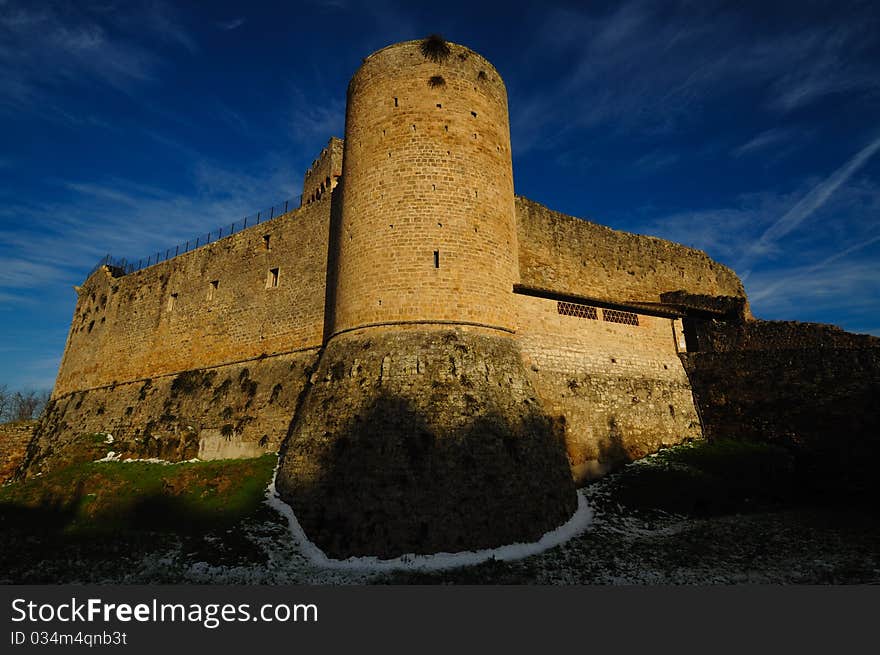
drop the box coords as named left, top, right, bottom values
left=208, top=280, right=219, bottom=301
left=167, top=293, right=178, bottom=312
left=393, top=97, right=398, bottom=107
left=433, top=250, right=440, bottom=268
left=263, top=234, right=270, bottom=250
left=267, top=268, right=280, bottom=289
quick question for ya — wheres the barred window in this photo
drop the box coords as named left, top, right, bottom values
left=602, top=309, right=639, bottom=326
left=557, top=301, right=598, bottom=319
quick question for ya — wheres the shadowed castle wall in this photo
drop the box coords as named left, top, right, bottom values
left=54, top=197, right=331, bottom=398
left=680, top=321, right=880, bottom=499
left=276, top=327, right=576, bottom=559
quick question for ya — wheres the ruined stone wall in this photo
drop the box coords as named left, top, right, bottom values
left=681, top=321, right=880, bottom=498
left=515, top=294, right=701, bottom=484
left=0, top=421, right=36, bottom=484
left=302, top=137, right=343, bottom=205
left=331, top=40, right=518, bottom=335
left=54, top=197, right=331, bottom=398
left=687, top=317, right=880, bottom=353
left=515, top=197, right=747, bottom=309
left=23, top=350, right=319, bottom=478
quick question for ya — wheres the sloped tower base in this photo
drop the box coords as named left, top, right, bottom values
left=276, top=328, right=578, bottom=559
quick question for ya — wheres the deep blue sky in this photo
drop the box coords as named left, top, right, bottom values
left=2, top=0, right=879, bottom=390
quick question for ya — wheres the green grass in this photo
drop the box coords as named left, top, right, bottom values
left=0, top=454, right=277, bottom=534
left=607, top=438, right=796, bottom=516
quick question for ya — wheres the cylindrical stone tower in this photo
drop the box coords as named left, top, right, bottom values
left=331, top=39, right=517, bottom=335
left=277, top=38, right=576, bottom=560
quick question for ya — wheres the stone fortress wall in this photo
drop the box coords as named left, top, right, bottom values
left=512, top=197, right=747, bottom=481
left=53, top=196, right=331, bottom=397
left=28, top=36, right=872, bottom=557
left=33, top=138, right=749, bottom=483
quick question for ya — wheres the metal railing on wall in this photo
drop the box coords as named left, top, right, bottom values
left=87, top=194, right=303, bottom=278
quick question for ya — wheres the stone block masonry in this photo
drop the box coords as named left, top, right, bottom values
left=54, top=195, right=330, bottom=397
left=516, top=293, right=701, bottom=484
left=21, top=350, right=319, bottom=478
left=0, top=421, right=37, bottom=484
left=302, top=137, right=343, bottom=206
left=277, top=327, right=576, bottom=559
left=680, top=321, right=880, bottom=499
left=331, top=39, right=519, bottom=335
left=516, top=196, right=747, bottom=309
left=38, top=35, right=873, bottom=559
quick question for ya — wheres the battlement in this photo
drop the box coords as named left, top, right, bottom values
left=302, top=137, right=343, bottom=206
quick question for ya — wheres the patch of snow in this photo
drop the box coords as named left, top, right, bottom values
left=93, top=455, right=202, bottom=465
left=264, top=466, right=593, bottom=571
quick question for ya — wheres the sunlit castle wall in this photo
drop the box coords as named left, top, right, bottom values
left=330, top=40, right=518, bottom=335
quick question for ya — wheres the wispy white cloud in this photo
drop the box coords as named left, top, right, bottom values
left=634, top=150, right=680, bottom=172
left=0, top=153, right=301, bottom=305
left=738, top=134, right=880, bottom=272
left=745, top=257, right=880, bottom=323
left=749, top=234, right=880, bottom=305
left=288, top=90, right=345, bottom=146
left=217, top=18, right=245, bottom=31
left=511, top=1, right=880, bottom=154
left=626, top=147, right=880, bottom=332
left=0, top=0, right=195, bottom=111
left=732, top=128, right=799, bottom=158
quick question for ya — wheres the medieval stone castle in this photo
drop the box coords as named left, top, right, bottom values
left=18, top=38, right=879, bottom=559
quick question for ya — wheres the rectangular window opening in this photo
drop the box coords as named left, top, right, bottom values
left=167, top=293, right=178, bottom=312
left=433, top=250, right=440, bottom=269
left=262, top=234, right=271, bottom=250
left=393, top=97, right=398, bottom=107
left=267, top=268, right=280, bottom=288
left=208, top=280, right=219, bottom=300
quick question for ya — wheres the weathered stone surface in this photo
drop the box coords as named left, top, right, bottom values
left=515, top=293, right=702, bottom=484
left=21, top=350, right=319, bottom=478
left=0, top=421, right=36, bottom=484
left=331, top=39, right=520, bottom=335
left=681, top=321, right=880, bottom=498
left=53, top=197, right=330, bottom=397
left=516, top=196, right=748, bottom=308
left=35, top=37, right=849, bottom=560
left=685, top=317, right=880, bottom=353
left=277, top=328, right=578, bottom=559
